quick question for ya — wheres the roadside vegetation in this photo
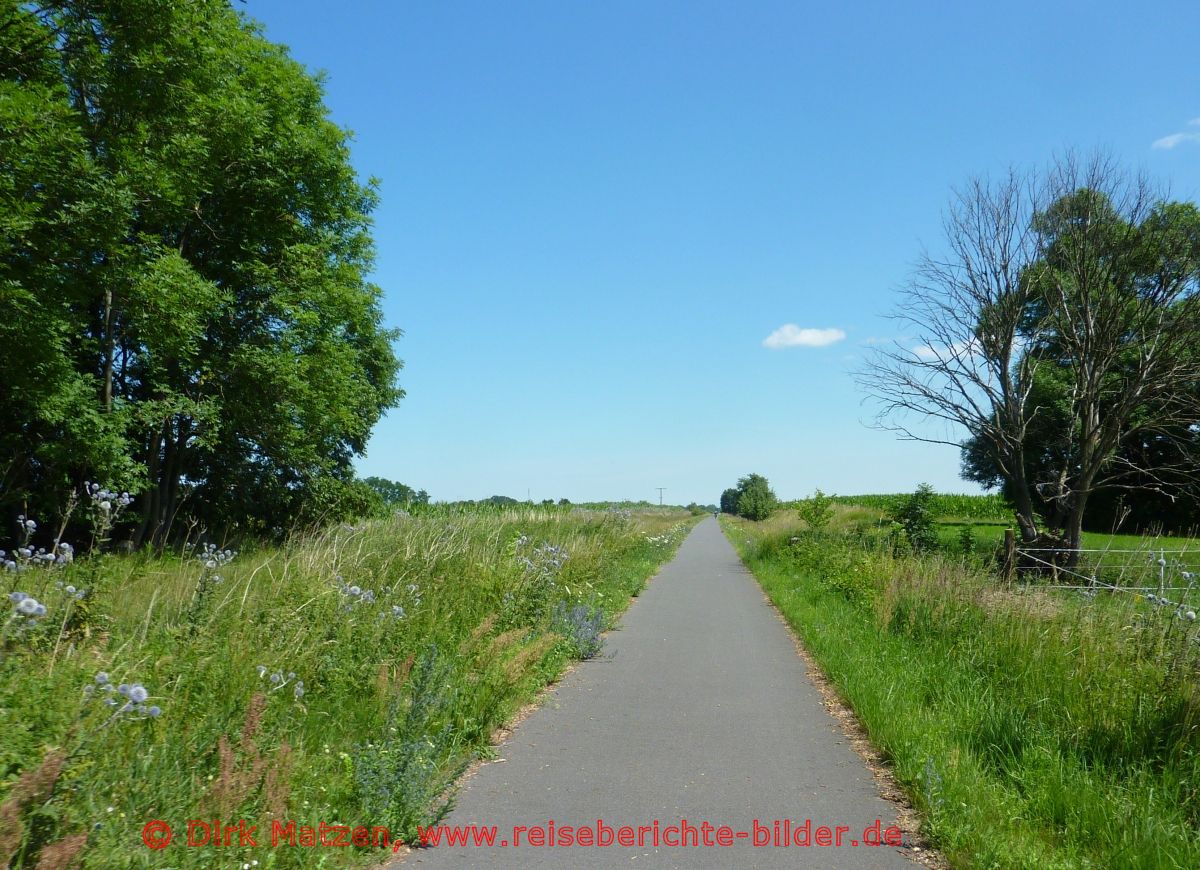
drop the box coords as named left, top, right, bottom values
left=1, top=505, right=695, bottom=869
left=725, top=494, right=1200, bottom=869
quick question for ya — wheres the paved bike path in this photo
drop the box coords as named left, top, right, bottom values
left=397, top=518, right=915, bottom=868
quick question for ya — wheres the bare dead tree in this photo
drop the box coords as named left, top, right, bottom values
left=860, top=153, right=1200, bottom=564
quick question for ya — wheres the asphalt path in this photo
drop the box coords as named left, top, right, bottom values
left=395, top=517, right=915, bottom=868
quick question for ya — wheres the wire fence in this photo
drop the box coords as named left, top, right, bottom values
left=1015, top=543, right=1200, bottom=615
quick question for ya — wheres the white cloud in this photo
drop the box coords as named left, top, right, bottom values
left=1152, top=131, right=1200, bottom=150
left=762, top=325, right=847, bottom=349
left=1189, top=118, right=1200, bottom=127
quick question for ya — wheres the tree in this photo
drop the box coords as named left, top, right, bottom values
left=362, top=477, right=428, bottom=508
left=735, top=473, right=778, bottom=522
left=0, top=1, right=402, bottom=544
left=719, top=488, right=740, bottom=515
left=860, top=154, right=1200, bottom=562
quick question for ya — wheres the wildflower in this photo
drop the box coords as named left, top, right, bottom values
left=8, top=591, right=26, bottom=603
left=256, top=665, right=268, bottom=678
left=147, top=705, right=162, bottom=717
left=16, top=597, right=39, bottom=616
left=129, top=685, right=148, bottom=704
left=95, top=672, right=109, bottom=684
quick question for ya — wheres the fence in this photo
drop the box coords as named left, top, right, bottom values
left=1005, top=529, right=1200, bottom=612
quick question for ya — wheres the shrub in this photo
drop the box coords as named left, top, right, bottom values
left=894, top=483, right=939, bottom=553
left=796, top=488, right=835, bottom=532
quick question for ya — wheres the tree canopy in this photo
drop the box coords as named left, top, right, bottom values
left=720, top=474, right=778, bottom=521
left=0, top=0, right=402, bottom=545
left=862, top=154, right=1200, bottom=556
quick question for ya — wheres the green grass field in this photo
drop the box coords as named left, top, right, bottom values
left=0, top=506, right=697, bottom=869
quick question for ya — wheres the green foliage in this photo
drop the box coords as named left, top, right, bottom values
left=353, top=645, right=468, bottom=843
left=719, top=488, right=740, bottom=515
left=0, top=0, right=402, bottom=545
left=957, top=524, right=976, bottom=557
left=361, top=477, right=429, bottom=509
left=796, top=488, right=835, bottom=532
left=721, top=473, right=778, bottom=522
left=893, top=483, right=939, bottom=553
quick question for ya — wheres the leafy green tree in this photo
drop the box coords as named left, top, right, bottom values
left=719, top=488, right=740, bottom=514
left=735, top=473, right=778, bottom=521
left=0, top=0, right=402, bottom=543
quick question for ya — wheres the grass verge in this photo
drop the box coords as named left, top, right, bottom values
left=723, top=513, right=1200, bottom=870
left=1, top=506, right=696, bottom=869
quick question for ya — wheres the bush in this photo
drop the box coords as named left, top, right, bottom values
left=796, top=489, right=835, bottom=532
left=894, top=483, right=939, bottom=553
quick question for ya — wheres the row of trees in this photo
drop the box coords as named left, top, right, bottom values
left=1, top=1, right=402, bottom=545
left=862, top=154, right=1200, bottom=559
left=719, top=474, right=778, bottom=521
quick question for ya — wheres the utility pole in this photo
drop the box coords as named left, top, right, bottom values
left=656, top=487, right=665, bottom=506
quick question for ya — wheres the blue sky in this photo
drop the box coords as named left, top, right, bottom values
left=249, top=0, right=1200, bottom=505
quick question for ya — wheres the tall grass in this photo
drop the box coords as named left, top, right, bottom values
left=726, top=514, right=1200, bottom=869
left=0, top=506, right=695, bottom=868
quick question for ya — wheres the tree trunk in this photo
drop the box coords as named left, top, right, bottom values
left=1008, top=458, right=1041, bottom=543
left=102, top=287, right=114, bottom=413
left=1063, top=497, right=1088, bottom=570
left=133, top=427, right=163, bottom=548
